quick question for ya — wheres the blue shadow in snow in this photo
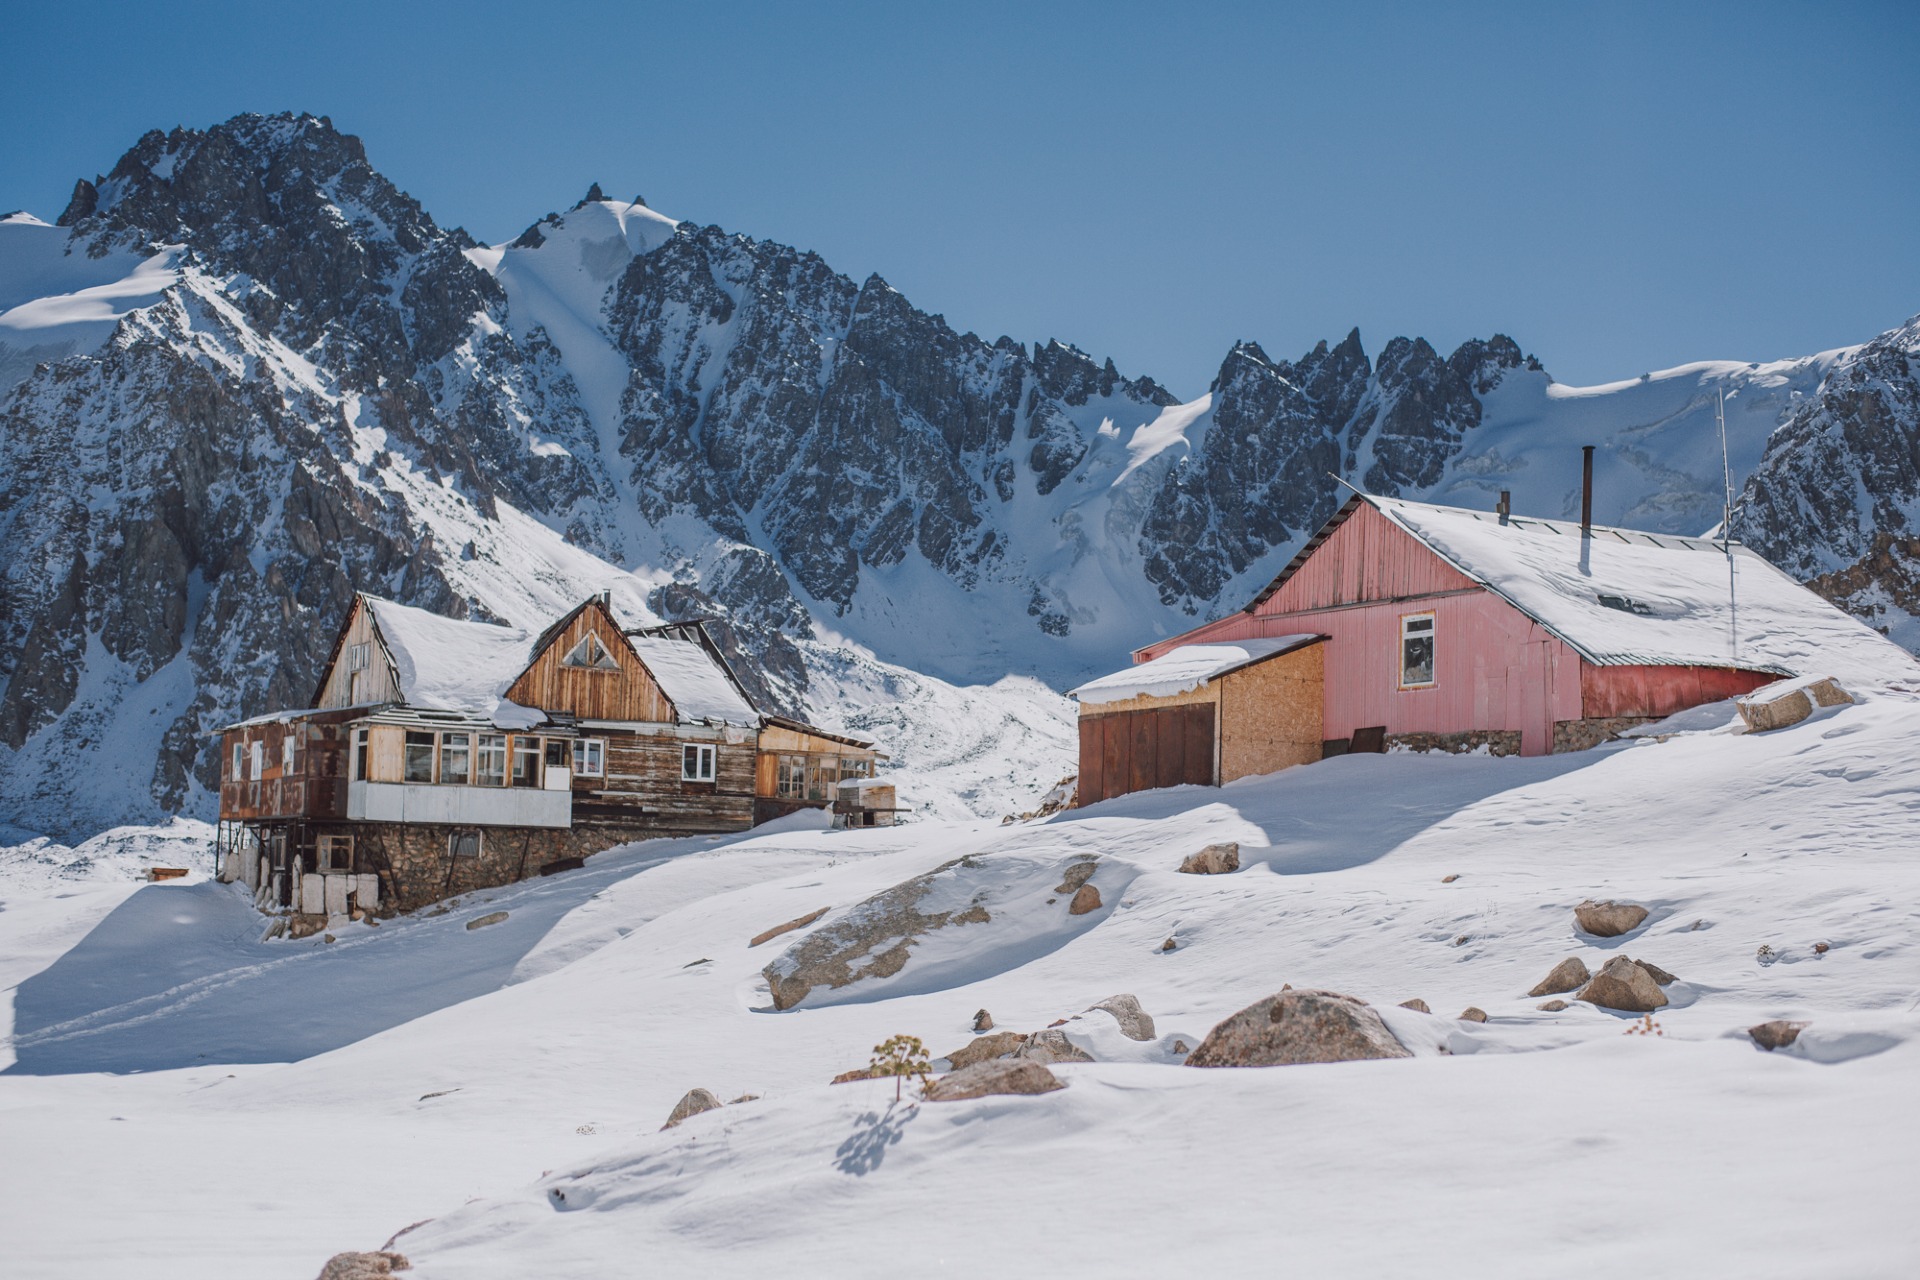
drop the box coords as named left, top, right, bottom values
left=1045, top=746, right=1618, bottom=875
left=5, top=836, right=713, bottom=1076
left=834, top=1101, right=919, bottom=1176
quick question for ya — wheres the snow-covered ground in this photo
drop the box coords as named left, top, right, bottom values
left=3, top=692, right=1918, bottom=1278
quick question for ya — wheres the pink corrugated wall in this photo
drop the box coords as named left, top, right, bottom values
left=1135, top=504, right=1585, bottom=755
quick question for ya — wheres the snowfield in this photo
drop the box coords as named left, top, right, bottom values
left=4, top=692, right=1919, bottom=1277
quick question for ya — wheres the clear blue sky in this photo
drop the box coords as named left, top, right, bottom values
left=5, top=1, right=1916, bottom=398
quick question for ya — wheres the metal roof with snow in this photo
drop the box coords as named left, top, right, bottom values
left=1072, top=634, right=1324, bottom=705
left=1246, top=494, right=1917, bottom=686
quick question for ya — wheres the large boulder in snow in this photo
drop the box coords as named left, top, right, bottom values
left=762, top=854, right=1127, bottom=1010
left=1575, top=957, right=1668, bottom=1012
left=943, top=1031, right=1029, bottom=1070
left=1186, top=989, right=1412, bottom=1068
left=662, top=1088, right=723, bottom=1129
left=1528, top=956, right=1591, bottom=996
left=924, top=1058, right=1065, bottom=1102
left=1014, top=1029, right=1096, bottom=1065
left=1574, top=900, right=1649, bottom=937
left=316, top=1252, right=410, bottom=1279
left=1087, top=993, right=1156, bottom=1041
left=1178, top=842, right=1240, bottom=874
left=1635, top=959, right=1678, bottom=986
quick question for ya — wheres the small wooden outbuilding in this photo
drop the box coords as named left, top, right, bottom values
left=1070, top=635, right=1324, bottom=805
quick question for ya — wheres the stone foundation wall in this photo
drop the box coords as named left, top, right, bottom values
left=1385, top=729, right=1522, bottom=757
left=345, top=821, right=660, bottom=915
left=1552, top=716, right=1659, bottom=753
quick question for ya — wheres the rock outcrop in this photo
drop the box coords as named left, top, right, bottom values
left=1575, top=957, right=1668, bottom=1013
left=1398, top=998, right=1430, bottom=1014
left=1186, top=989, right=1412, bottom=1067
left=1574, top=900, right=1649, bottom=938
left=923, top=1059, right=1064, bottom=1102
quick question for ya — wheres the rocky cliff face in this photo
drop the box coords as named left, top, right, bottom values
left=1, top=112, right=1913, bottom=837
left=1734, top=315, right=1920, bottom=649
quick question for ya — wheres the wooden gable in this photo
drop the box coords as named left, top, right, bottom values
left=1251, top=499, right=1479, bottom=617
left=313, top=596, right=404, bottom=709
left=505, top=598, right=676, bottom=723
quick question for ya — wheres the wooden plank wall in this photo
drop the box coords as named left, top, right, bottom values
left=504, top=604, right=675, bottom=723
left=1256, top=503, right=1478, bottom=615
left=574, top=730, right=754, bottom=831
left=316, top=600, right=401, bottom=709
left=1077, top=703, right=1215, bottom=806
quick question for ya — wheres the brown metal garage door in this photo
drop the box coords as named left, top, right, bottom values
left=1077, top=703, right=1216, bottom=806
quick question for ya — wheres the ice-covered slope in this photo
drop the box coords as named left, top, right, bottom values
left=3, top=690, right=1917, bottom=1276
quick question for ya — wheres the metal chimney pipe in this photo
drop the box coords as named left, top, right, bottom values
left=1581, top=446, right=1595, bottom=534
left=1497, top=490, right=1511, bottom=524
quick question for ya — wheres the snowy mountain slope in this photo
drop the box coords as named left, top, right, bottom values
left=3, top=689, right=1918, bottom=1276
left=0, top=111, right=1915, bottom=840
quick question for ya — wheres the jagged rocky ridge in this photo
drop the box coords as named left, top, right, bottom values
left=1, top=112, right=1915, bottom=835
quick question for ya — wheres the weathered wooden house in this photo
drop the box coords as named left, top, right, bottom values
left=1072, top=489, right=1917, bottom=805
left=215, top=593, right=878, bottom=925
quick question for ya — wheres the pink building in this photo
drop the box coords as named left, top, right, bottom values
left=1071, top=491, right=1915, bottom=803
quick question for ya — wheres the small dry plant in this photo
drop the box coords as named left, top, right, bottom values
left=868, top=1034, right=933, bottom=1101
left=1624, top=1014, right=1664, bottom=1037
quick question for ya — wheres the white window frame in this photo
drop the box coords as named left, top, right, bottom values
left=249, top=740, right=264, bottom=781
left=352, top=728, right=369, bottom=781
left=318, top=833, right=353, bottom=872
left=347, top=641, right=370, bottom=673
left=573, top=738, right=606, bottom=778
left=681, top=743, right=716, bottom=782
left=561, top=632, right=620, bottom=671
left=438, top=731, right=473, bottom=785
left=1399, top=612, right=1437, bottom=689
left=282, top=735, right=296, bottom=773
left=232, top=741, right=244, bottom=781
left=476, top=733, right=508, bottom=787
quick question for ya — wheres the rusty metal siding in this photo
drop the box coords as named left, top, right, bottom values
left=1581, top=663, right=1775, bottom=719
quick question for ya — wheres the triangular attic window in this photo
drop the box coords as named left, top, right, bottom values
left=562, top=631, right=620, bottom=670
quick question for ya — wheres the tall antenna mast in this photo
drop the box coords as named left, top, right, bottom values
left=1717, top=388, right=1738, bottom=664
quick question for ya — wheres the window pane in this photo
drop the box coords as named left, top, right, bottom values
left=439, top=733, right=472, bottom=784
left=404, top=731, right=435, bottom=782
left=701, top=747, right=714, bottom=780
left=512, top=737, right=540, bottom=787
left=354, top=730, right=369, bottom=781
left=477, top=734, right=507, bottom=786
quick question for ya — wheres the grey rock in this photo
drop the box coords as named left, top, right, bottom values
left=1186, top=989, right=1412, bottom=1067
left=1528, top=956, right=1591, bottom=997
left=1575, top=900, right=1650, bottom=937
left=1014, top=1029, right=1095, bottom=1065
left=1054, top=860, right=1098, bottom=894
left=1087, top=994, right=1156, bottom=1041
left=1575, top=956, right=1669, bottom=1013
left=316, top=1252, right=410, bottom=1280
left=972, top=1008, right=994, bottom=1032
left=1536, top=999, right=1571, bottom=1012
left=1748, top=1020, right=1809, bottom=1051
left=1178, top=842, right=1240, bottom=874
left=1459, top=1007, right=1489, bottom=1023
left=662, top=1088, right=723, bottom=1129
left=465, top=911, right=508, bottom=931
left=1398, top=998, right=1430, bottom=1013
left=924, top=1058, right=1065, bottom=1102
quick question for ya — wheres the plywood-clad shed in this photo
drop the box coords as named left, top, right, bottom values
left=1071, top=635, right=1324, bottom=805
